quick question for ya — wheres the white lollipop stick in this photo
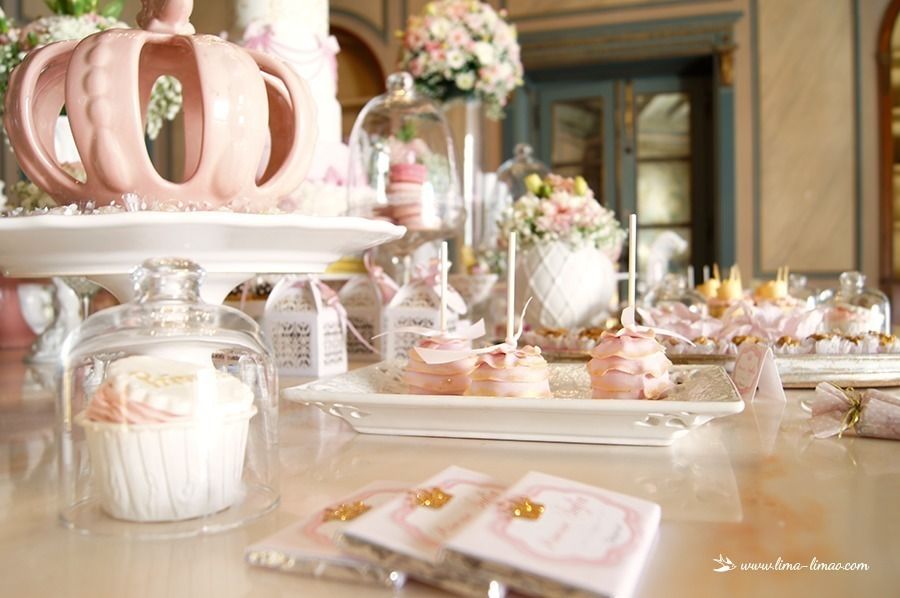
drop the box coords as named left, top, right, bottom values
left=628, top=214, right=637, bottom=308
left=439, top=241, right=448, bottom=333
left=507, top=231, right=517, bottom=344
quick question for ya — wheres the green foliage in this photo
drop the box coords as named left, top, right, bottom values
left=44, top=0, right=122, bottom=18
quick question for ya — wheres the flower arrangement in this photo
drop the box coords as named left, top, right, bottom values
left=499, top=173, right=626, bottom=260
left=399, top=0, right=523, bottom=119
left=0, top=1, right=182, bottom=140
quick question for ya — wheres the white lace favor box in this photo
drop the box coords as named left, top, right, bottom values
left=339, top=276, right=387, bottom=360
left=263, top=276, right=348, bottom=378
left=381, top=278, right=465, bottom=361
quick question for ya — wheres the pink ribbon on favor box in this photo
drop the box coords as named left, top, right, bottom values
left=411, top=259, right=468, bottom=315
left=364, top=251, right=399, bottom=304
left=810, top=383, right=900, bottom=441
left=307, top=276, right=379, bottom=354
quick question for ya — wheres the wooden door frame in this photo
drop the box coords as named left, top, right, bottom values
left=878, top=0, right=900, bottom=295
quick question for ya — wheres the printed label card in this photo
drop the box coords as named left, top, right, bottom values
left=442, top=471, right=661, bottom=598
left=339, top=465, right=506, bottom=597
left=245, top=481, right=408, bottom=588
left=732, top=343, right=786, bottom=404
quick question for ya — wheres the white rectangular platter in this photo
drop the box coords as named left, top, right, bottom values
left=283, top=362, right=744, bottom=446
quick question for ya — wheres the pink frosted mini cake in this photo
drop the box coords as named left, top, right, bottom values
left=589, top=327, right=673, bottom=400
left=467, top=346, right=552, bottom=398
left=404, top=335, right=477, bottom=395
left=77, top=355, right=256, bottom=522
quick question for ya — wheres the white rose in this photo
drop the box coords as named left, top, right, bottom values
left=429, top=17, right=450, bottom=39
left=455, top=71, right=476, bottom=91
left=473, top=41, right=495, bottom=66
left=446, top=50, right=466, bottom=70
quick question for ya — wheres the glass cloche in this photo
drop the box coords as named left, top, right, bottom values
left=347, top=72, right=462, bottom=256
left=642, top=273, right=708, bottom=314
left=481, top=143, right=549, bottom=251
left=59, top=258, right=279, bottom=538
left=825, top=271, right=891, bottom=334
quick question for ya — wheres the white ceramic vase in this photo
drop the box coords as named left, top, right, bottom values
left=516, top=242, right=616, bottom=329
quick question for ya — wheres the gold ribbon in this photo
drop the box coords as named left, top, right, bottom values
left=836, top=386, right=864, bottom=439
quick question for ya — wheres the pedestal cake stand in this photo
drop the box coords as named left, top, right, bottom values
left=0, top=211, right=405, bottom=304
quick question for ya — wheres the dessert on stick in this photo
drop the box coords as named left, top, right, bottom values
left=403, top=242, right=478, bottom=395
left=589, top=215, right=675, bottom=400
left=467, top=232, right=552, bottom=398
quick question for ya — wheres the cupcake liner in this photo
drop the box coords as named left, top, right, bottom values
left=77, top=407, right=257, bottom=523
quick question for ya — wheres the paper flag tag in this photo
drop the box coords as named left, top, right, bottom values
left=732, top=344, right=786, bottom=403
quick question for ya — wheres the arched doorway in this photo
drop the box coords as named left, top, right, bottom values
left=333, top=26, right=385, bottom=140
left=878, top=0, right=900, bottom=324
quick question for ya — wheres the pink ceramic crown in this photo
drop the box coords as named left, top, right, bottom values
left=4, top=0, right=317, bottom=210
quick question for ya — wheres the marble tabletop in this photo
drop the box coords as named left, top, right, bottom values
left=0, top=349, right=897, bottom=597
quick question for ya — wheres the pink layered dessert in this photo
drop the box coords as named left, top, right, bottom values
left=589, top=328, right=673, bottom=400
left=404, top=336, right=478, bottom=395
left=382, top=163, right=429, bottom=229
left=467, top=346, right=552, bottom=398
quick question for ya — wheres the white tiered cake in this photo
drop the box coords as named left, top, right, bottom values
left=238, top=0, right=350, bottom=216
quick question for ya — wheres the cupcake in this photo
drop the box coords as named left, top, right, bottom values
left=589, top=326, right=673, bottom=400
left=467, top=346, right=552, bottom=398
left=76, top=355, right=256, bottom=522
left=404, top=335, right=478, bottom=395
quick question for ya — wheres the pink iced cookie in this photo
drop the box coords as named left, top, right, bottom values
left=467, top=346, right=552, bottom=398
left=588, top=328, right=673, bottom=400
left=404, top=336, right=477, bottom=396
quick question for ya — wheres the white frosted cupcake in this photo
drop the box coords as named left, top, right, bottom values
left=76, top=355, right=256, bottom=522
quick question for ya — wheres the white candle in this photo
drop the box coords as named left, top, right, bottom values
left=507, top=232, right=517, bottom=343
left=439, top=241, right=448, bottom=333
left=628, top=214, right=637, bottom=308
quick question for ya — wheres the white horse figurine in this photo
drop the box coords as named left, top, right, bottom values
left=645, top=231, right=689, bottom=290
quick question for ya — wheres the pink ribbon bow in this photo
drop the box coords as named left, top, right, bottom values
left=307, top=276, right=379, bottom=354
left=623, top=306, right=693, bottom=344
left=364, top=252, right=399, bottom=305
left=413, top=298, right=535, bottom=365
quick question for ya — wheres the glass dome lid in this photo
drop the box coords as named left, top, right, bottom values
left=347, top=72, right=463, bottom=255
left=59, top=257, right=279, bottom=538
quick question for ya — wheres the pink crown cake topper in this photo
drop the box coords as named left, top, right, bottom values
left=4, top=0, right=317, bottom=209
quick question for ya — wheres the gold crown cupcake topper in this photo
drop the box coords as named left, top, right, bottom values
left=412, top=487, right=453, bottom=509
left=323, top=501, right=371, bottom=522
left=508, top=497, right=545, bottom=520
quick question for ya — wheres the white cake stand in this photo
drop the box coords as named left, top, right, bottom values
left=0, top=211, right=405, bottom=304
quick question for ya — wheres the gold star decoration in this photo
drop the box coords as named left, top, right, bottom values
left=322, top=501, right=371, bottom=522
left=509, top=497, right=545, bottom=520
left=412, top=487, right=453, bottom=509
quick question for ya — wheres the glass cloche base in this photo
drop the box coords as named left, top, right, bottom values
left=60, top=485, right=279, bottom=539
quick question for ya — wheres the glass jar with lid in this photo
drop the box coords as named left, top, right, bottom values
left=641, top=273, right=708, bottom=314
left=482, top=143, right=549, bottom=251
left=347, top=71, right=462, bottom=257
left=825, top=271, right=891, bottom=334
left=60, top=258, right=278, bottom=538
